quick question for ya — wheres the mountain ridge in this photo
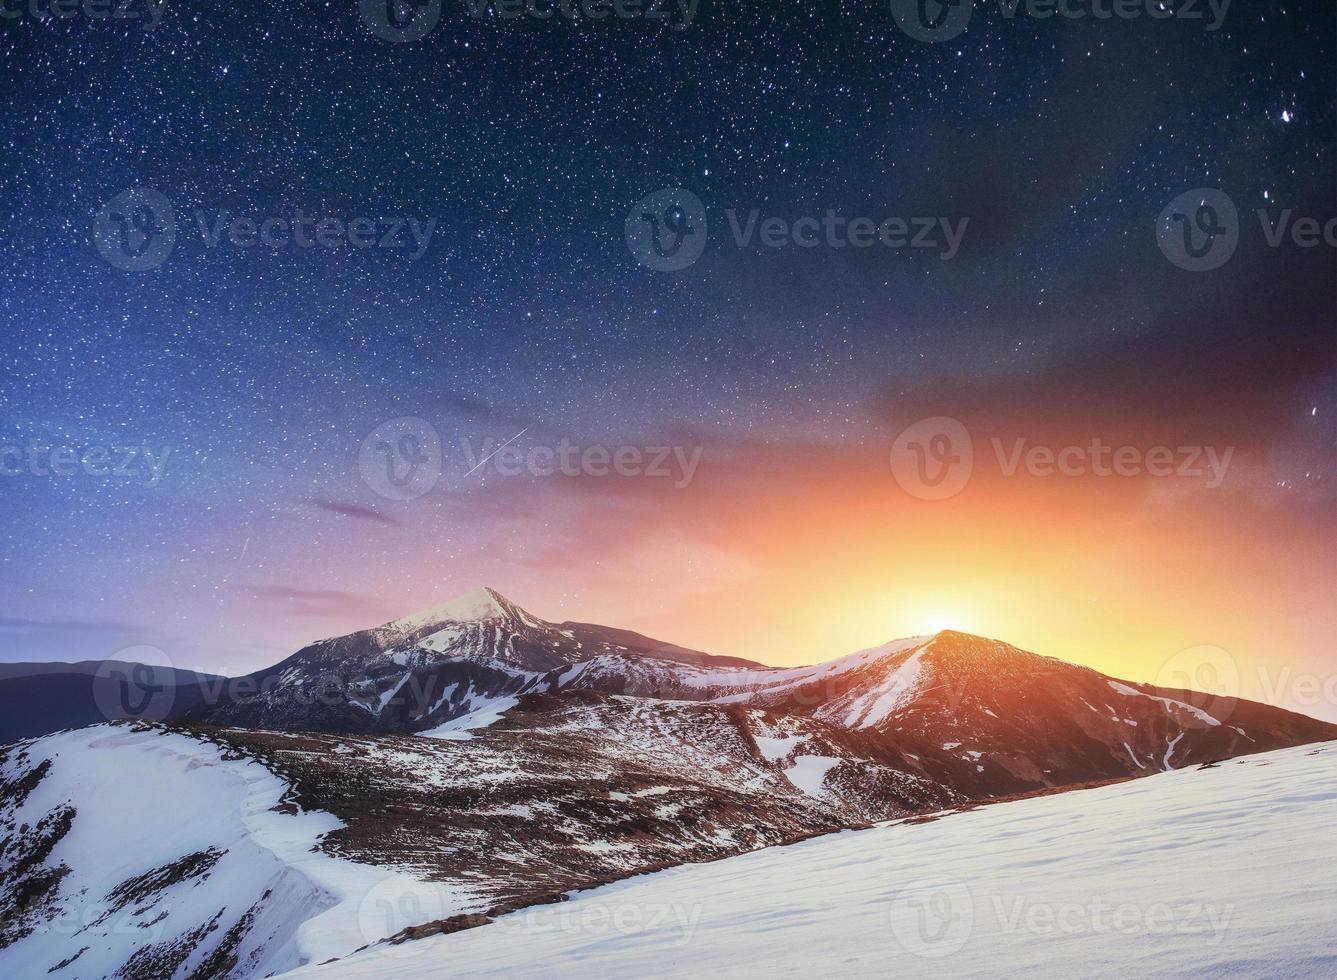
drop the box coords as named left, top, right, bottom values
left=184, top=587, right=1337, bottom=801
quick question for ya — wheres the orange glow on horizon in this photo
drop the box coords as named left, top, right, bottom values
left=202, top=432, right=1335, bottom=725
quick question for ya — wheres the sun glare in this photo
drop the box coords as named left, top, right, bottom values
left=914, top=609, right=967, bottom=636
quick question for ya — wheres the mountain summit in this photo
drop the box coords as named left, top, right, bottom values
left=192, top=587, right=761, bottom=731
left=387, top=586, right=535, bottom=634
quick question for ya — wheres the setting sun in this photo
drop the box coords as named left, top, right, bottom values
left=912, top=608, right=974, bottom=636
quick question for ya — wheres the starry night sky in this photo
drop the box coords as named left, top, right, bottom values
left=1, top=1, right=1333, bottom=704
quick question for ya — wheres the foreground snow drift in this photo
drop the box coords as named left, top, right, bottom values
left=292, top=741, right=1337, bottom=979
left=0, top=725, right=471, bottom=979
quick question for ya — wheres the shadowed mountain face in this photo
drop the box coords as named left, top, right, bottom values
left=0, top=662, right=225, bottom=745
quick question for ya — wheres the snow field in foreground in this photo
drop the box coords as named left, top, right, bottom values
left=0, top=726, right=474, bottom=978
left=289, top=740, right=1337, bottom=980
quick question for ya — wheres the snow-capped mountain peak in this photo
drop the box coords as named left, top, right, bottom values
left=388, top=586, right=540, bottom=635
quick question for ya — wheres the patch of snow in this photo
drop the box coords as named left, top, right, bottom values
left=1108, top=680, right=1221, bottom=727
left=418, top=696, right=518, bottom=741
left=753, top=734, right=804, bottom=762
left=839, top=647, right=927, bottom=729
left=784, top=755, right=840, bottom=797
left=487, top=804, right=535, bottom=818
left=374, top=673, right=413, bottom=715
left=1163, top=732, right=1185, bottom=770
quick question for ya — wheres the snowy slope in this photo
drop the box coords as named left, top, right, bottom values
left=0, top=726, right=473, bottom=979
left=290, top=742, right=1337, bottom=979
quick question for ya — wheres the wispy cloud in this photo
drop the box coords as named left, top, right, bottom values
left=0, top=616, right=145, bottom=634
left=244, top=585, right=396, bottom=623
left=304, top=498, right=401, bottom=525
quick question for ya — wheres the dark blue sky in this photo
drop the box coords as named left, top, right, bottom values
left=1, top=0, right=1333, bottom=683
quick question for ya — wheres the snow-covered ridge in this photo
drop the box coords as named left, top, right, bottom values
left=0, top=726, right=473, bottom=978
